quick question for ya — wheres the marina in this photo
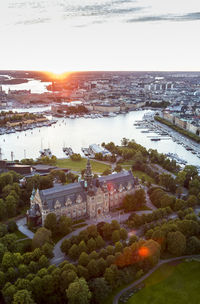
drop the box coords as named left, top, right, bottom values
left=0, top=108, right=199, bottom=168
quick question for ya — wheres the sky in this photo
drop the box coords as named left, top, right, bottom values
left=0, top=0, right=200, bottom=72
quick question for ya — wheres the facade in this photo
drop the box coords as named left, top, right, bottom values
left=27, top=159, right=135, bottom=226
left=163, top=111, right=200, bottom=136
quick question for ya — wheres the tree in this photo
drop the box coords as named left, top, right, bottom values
left=95, top=235, right=105, bottom=249
left=66, top=278, right=91, bottom=304
left=187, top=195, right=197, bottom=207
left=2, top=283, right=16, bottom=304
left=87, top=259, right=99, bottom=278
left=167, top=231, right=186, bottom=256
left=106, top=245, right=115, bottom=255
left=110, top=220, right=119, bottom=231
left=186, top=236, right=200, bottom=254
left=189, top=178, right=200, bottom=196
left=77, top=265, right=89, bottom=280
left=0, top=233, right=17, bottom=252
left=2, top=252, right=15, bottom=270
left=123, top=189, right=146, bottom=211
left=38, top=255, right=49, bottom=268
left=0, top=199, right=7, bottom=220
left=78, top=252, right=89, bottom=267
left=78, top=240, right=88, bottom=255
left=183, top=165, right=198, bottom=187
left=114, top=165, right=122, bottom=173
left=112, top=230, right=120, bottom=243
left=159, top=173, right=176, bottom=192
left=102, top=169, right=111, bottom=176
left=68, top=244, right=79, bottom=260
left=61, top=239, right=71, bottom=255
left=58, top=215, right=72, bottom=236
left=15, top=278, right=31, bottom=291
left=87, top=225, right=98, bottom=238
left=115, top=241, right=123, bottom=253
left=102, top=223, right=112, bottom=240
left=5, top=194, right=17, bottom=217
left=18, top=264, right=29, bottom=278
left=106, top=255, right=115, bottom=266
left=41, top=242, right=54, bottom=259
left=89, top=251, right=99, bottom=260
left=89, top=278, right=110, bottom=304
left=0, top=271, right=5, bottom=289
left=174, top=199, right=186, bottom=211
left=160, top=195, right=175, bottom=209
left=104, top=266, right=117, bottom=287
left=0, top=243, right=6, bottom=263
left=120, top=228, right=128, bottom=240
left=87, top=238, right=96, bottom=252
left=7, top=221, right=18, bottom=233
left=44, top=213, right=57, bottom=233
left=97, top=258, right=106, bottom=276
left=32, top=227, right=52, bottom=249
left=176, top=171, right=187, bottom=187
left=70, top=153, right=82, bottom=161
left=151, top=230, right=167, bottom=252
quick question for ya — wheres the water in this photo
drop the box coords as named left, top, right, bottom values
left=0, top=109, right=199, bottom=166
left=1, top=77, right=51, bottom=94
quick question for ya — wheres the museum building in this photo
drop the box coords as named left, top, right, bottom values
left=27, top=159, right=135, bottom=225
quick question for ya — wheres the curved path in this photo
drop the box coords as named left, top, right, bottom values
left=16, top=217, right=34, bottom=239
left=113, top=254, right=200, bottom=304
left=51, top=210, right=153, bottom=265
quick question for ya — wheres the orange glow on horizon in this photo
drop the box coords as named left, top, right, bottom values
left=138, top=246, right=150, bottom=258
left=44, top=71, right=72, bottom=81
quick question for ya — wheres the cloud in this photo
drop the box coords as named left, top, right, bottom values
left=181, top=12, right=200, bottom=21
left=127, top=12, right=200, bottom=23
left=61, top=1, right=144, bottom=18
left=16, top=18, right=50, bottom=25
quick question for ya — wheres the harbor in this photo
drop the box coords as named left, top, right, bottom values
left=134, top=112, right=200, bottom=163
left=0, top=109, right=199, bottom=168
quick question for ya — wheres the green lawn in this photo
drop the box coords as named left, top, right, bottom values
left=132, top=170, right=155, bottom=184
left=14, top=230, right=27, bottom=240
left=120, top=162, right=155, bottom=184
left=56, top=158, right=111, bottom=173
left=126, top=261, right=200, bottom=304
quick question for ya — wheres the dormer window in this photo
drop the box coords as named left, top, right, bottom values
left=76, top=194, right=82, bottom=204
left=54, top=200, right=61, bottom=209
left=65, top=197, right=72, bottom=206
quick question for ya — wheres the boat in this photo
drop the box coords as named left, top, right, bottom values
left=40, top=148, right=52, bottom=157
left=151, top=138, right=161, bottom=141
left=63, top=147, right=73, bottom=156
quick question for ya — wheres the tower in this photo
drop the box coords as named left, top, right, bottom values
left=84, top=158, right=93, bottom=189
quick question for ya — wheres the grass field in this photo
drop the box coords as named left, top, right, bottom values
left=126, top=261, right=200, bottom=304
left=120, top=162, right=155, bottom=183
left=15, top=230, right=27, bottom=240
left=56, top=158, right=111, bottom=173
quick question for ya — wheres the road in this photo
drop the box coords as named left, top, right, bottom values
left=113, top=254, right=200, bottom=304
left=16, top=217, right=34, bottom=239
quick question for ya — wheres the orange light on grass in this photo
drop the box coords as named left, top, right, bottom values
left=138, top=246, right=150, bottom=258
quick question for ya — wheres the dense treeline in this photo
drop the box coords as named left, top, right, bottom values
left=145, top=216, right=200, bottom=256
left=122, top=189, right=146, bottom=212
left=102, top=139, right=179, bottom=174
left=0, top=112, right=45, bottom=126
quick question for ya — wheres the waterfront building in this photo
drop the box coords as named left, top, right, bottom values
left=27, top=159, right=135, bottom=226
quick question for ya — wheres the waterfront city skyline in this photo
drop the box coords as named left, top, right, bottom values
left=0, top=0, right=200, bottom=73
